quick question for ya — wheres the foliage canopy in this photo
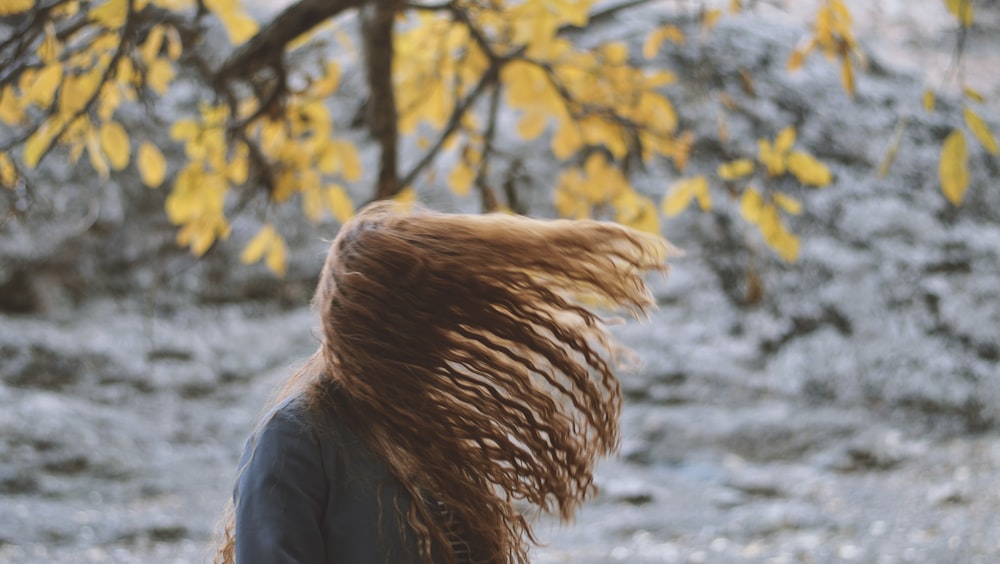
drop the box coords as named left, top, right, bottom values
left=0, top=0, right=994, bottom=276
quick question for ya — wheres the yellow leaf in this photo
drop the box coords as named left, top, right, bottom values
left=28, top=64, right=63, bottom=109
left=170, top=119, right=199, bottom=141
left=117, top=57, right=137, bottom=87
left=266, top=234, right=288, bottom=277
left=272, top=170, right=297, bottom=203
left=141, top=25, right=165, bottom=65
left=151, top=0, right=195, bottom=11
left=787, top=49, right=806, bottom=71
left=325, top=185, right=354, bottom=223
left=615, top=193, right=661, bottom=235
left=775, top=127, right=796, bottom=154
left=86, top=128, right=110, bottom=178
left=0, top=152, right=17, bottom=188
left=772, top=228, right=800, bottom=262
left=166, top=163, right=204, bottom=222
left=517, top=111, right=548, bottom=141
left=24, top=124, right=54, bottom=169
left=61, top=68, right=103, bottom=115
left=600, top=42, right=629, bottom=65
left=730, top=0, right=742, bottom=13
left=758, top=204, right=799, bottom=262
left=138, top=142, right=166, bottom=187
left=147, top=59, right=175, bottom=95
left=637, top=92, right=678, bottom=133
left=393, top=186, right=417, bottom=208
left=312, top=62, right=342, bottom=97
left=316, top=143, right=342, bottom=175
left=939, top=129, right=968, bottom=206
left=92, top=0, right=128, bottom=28
left=176, top=215, right=228, bottom=256
left=786, top=151, right=832, bottom=186
left=0, top=85, right=24, bottom=125
left=642, top=25, right=685, bottom=59
left=551, top=123, right=582, bottom=159
left=757, top=139, right=785, bottom=176
left=773, top=192, right=802, bottom=215
left=946, top=0, right=974, bottom=26
left=37, top=24, right=60, bottom=63
left=580, top=116, right=627, bottom=159
left=53, top=0, right=81, bottom=16
left=164, top=25, right=183, bottom=60
left=223, top=142, right=248, bottom=184
left=673, top=130, right=694, bottom=171
left=554, top=186, right=588, bottom=219
left=963, top=107, right=999, bottom=155
left=340, top=144, right=362, bottom=182
left=200, top=102, right=230, bottom=125
left=661, top=176, right=701, bottom=217
left=962, top=87, right=985, bottom=104
left=693, top=176, right=712, bottom=211
left=642, top=28, right=666, bottom=59
left=97, top=83, right=122, bottom=121
left=241, top=224, right=276, bottom=265
left=702, top=8, right=723, bottom=30
left=718, top=158, right=755, bottom=180
left=448, top=161, right=475, bottom=196
left=922, top=89, right=935, bottom=112
left=302, top=182, right=325, bottom=223
left=100, top=121, right=131, bottom=170
left=219, top=11, right=259, bottom=46
left=19, top=68, right=37, bottom=94
left=739, top=187, right=763, bottom=224
left=839, top=57, right=855, bottom=96
left=0, top=0, right=32, bottom=15
left=644, top=70, right=676, bottom=89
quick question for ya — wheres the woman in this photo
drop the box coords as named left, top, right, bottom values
left=212, top=202, right=674, bottom=564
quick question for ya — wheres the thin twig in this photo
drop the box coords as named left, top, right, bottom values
left=397, top=66, right=497, bottom=192
left=474, top=80, right=501, bottom=211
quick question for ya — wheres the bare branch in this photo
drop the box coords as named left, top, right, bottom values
left=397, top=66, right=496, bottom=192
left=213, top=0, right=364, bottom=85
left=474, top=81, right=501, bottom=212
left=364, top=0, right=403, bottom=200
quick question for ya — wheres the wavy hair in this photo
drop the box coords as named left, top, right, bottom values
left=213, top=202, right=673, bottom=564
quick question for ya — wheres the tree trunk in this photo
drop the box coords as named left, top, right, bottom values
left=362, top=0, right=402, bottom=200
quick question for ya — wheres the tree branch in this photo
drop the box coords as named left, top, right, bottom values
left=363, top=0, right=403, bottom=200
left=0, top=0, right=139, bottom=158
left=474, top=81, right=501, bottom=212
left=397, top=66, right=496, bottom=192
left=213, top=0, right=363, bottom=85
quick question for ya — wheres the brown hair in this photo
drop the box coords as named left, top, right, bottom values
left=213, top=202, right=673, bottom=564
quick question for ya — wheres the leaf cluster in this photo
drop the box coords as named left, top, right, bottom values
left=0, top=0, right=996, bottom=278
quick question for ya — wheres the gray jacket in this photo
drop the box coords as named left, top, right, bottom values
left=233, top=394, right=425, bottom=563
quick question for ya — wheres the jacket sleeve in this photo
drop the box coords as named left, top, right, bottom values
left=234, top=408, right=328, bottom=564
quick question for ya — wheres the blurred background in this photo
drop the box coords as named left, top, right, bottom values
left=1, top=0, right=999, bottom=562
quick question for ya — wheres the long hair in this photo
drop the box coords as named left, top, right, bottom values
left=213, top=202, right=673, bottom=564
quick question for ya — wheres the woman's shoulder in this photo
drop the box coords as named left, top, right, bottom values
left=259, top=389, right=344, bottom=440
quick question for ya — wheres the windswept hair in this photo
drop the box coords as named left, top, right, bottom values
left=213, top=202, right=673, bottom=564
